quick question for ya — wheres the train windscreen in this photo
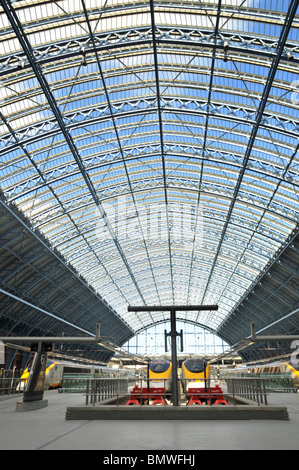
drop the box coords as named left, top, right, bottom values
left=149, top=362, right=170, bottom=373
left=184, top=360, right=207, bottom=373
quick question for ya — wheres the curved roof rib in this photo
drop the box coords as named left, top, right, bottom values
left=0, top=0, right=298, bottom=350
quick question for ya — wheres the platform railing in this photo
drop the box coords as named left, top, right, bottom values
left=0, top=369, right=24, bottom=397
left=85, top=378, right=135, bottom=405
left=83, top=377, right=270, bottom=407
left=85, top=378, right=225, bottom=406
left=85, top=378, right=172, bottom=406
left=85, top=378, right=224, bottom=406
left=224, top=377, right=268, bottom=405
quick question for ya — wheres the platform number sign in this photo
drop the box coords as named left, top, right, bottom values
left=0, top=341, right=4, bottom=365
left=291, top=341, right=299, bottom=367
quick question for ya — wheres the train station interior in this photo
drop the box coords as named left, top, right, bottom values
left=0, top=0, right=298, bottom=452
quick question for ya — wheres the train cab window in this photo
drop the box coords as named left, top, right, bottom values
left=184, top=360, right=206, bottom=373
left=149, top=362, right=170, bottom=373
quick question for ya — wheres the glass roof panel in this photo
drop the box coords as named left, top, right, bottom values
left=0, top=0, right=298, bottom=334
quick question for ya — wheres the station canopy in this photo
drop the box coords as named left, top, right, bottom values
left=0, top=0, right=298, bottom=342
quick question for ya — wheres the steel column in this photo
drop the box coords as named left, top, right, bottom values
left=128, top=304, right=218, bottom=405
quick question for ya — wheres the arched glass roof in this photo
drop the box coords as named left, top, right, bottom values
left=0, top=0, right=298, bottom=337
left=124, top=321, right=229, bottom=356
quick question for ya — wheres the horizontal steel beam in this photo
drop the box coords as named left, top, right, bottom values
left=128, top=304, right=218, bottom=312
left=251, top=323, right=299, bottom=343
left=0, top=287, right=97, bottom=336
left=0, top=324, right=100, bottom=344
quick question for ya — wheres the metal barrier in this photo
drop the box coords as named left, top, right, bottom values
left=82, top=377, right=270, bottom=407
left=84, top=378, right=225, bottom=406
left=220, top=372, right=297, bottom=393
left=0, top=369, right=24, bottom=397
left=0, top=372, right=269, bottom=408
left=84, top=378, right=172, bottom=406
left=85, top=378, right=133, bottom=405
left=225, top=377, right=268, bottom=405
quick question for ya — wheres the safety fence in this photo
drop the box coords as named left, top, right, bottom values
left=84, top=378, right=227, bottom=406
left=220, top=372, right=297, bottom=393
left=0, top=369, right=24, bottom=397
left=225, top=377, right=268, bottom=405
left=84, top=377, right=270, bottom=406
left=85, top=378, right=134, bottom=405
left=0, top=372, right=270, bottom=407
left=84, top=378, right=172, bottom=406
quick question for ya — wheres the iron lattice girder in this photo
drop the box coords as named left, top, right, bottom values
left=71, top=245, right=261, bottom=287
left=2, top=147, right=298, bottom=215
left=1, top=73, right=298, bottom=141
left=7, top=177, right=297, bottom=232
left=1, top=97, right=299, bottom=153
left=5, top=208, right=293, bottom=285
left=3, top=144, right=297, bottom=210
left=1, top=25, right=299, bottom=77
left=53, top=223, right=278, bottom=266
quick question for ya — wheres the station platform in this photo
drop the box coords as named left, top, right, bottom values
left=1, top=389, right=299, bottom=450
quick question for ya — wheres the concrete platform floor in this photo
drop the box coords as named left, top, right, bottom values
left=0, top=390, right=299, bottom=450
